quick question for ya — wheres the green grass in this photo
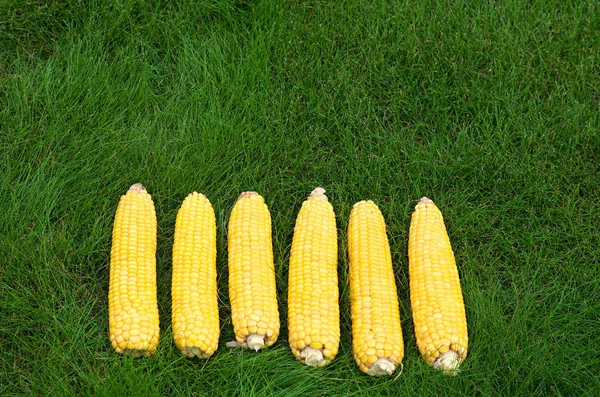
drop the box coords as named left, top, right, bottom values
left=1, top=0, right=599, bottom=395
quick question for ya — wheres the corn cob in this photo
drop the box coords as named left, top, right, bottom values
left=348, top=200, right=404, bottom=376
left=288, top=187, right=339, bottom=367
left=408, top=197, right=468, bottom=374
left=109, top=183, right=160, bottom=356
left=172, top=192, right=219, bottom=358
left=227, top=192, right=280, bottom=350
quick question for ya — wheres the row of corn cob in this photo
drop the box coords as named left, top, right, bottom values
left=109, top=184, right=468, bottom=375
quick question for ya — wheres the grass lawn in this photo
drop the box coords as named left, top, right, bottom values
left=1, top=0, right=599, bottom=395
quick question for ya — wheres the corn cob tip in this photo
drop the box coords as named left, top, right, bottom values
left=308, top=187, right=327, bottom=201
left=128, top=183, right=146, bottom=193
left=352, top=200, right=374, bottom=208
left=433, top=350, right=461, bottom=375
left=238, top=191, right=259, bottom=199
left=367, top=358, right=396, bottom=376
left=187, top=191, right=208, bottom=199
left=301, top=347, right=325, bottom=367
left=419, top=197, right=433, bottom=204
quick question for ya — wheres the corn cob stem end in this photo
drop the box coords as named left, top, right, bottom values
left=121, top=348, right=152, bottom=358
left=184, top=347, right=209, bottom=358
left=128, top=183, right=146, bottom=193
left=419, top=196, right=433, bottom=204
left=226, top=334, right=266, bottom=351
left=433, top=350, right=460, bottom=375
left=308, top=187, right=328, bottom=201
left=301, top=347, right=324, bottom=367
left=247, top=334, right=266, bottom=351
left=367, top=358, right=396, bottom=376
left=238, top=191, right=258, bottom=199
